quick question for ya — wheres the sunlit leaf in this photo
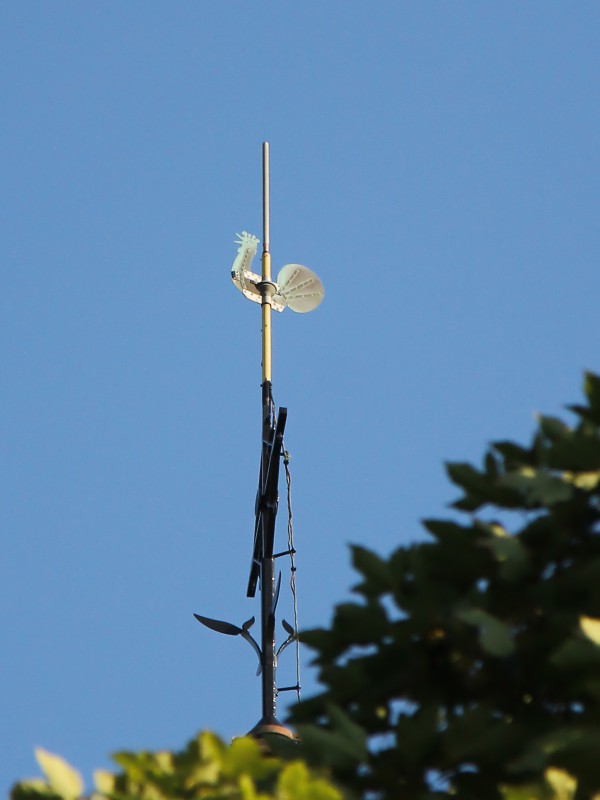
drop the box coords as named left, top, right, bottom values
left=277, top=761, right=342, bottom=800
left=223, top=737, right=278, bottom=781
left=562, top=470, right=600, bottom=490
left=92, top=771, right=115, bottom=795
left=199, top=731, right=227, bottom=764
left=35, top=750, right=83, bottom=800
left=580, top=616, right=600, bottom=645
left=238, top=773, right=259, bottom=800
left=544, top=767, right=577, bottom=800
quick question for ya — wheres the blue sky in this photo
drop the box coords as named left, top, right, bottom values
left=1, top=2, right=599, bottom=792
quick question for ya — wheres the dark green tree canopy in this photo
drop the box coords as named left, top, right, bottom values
left=289, top=372, right=600, bottom=800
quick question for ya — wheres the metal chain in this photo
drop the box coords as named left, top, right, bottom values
left=283, top=447, right=301, bottom=701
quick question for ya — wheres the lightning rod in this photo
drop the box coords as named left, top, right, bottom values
left=195, top=143, right=324, bottom=740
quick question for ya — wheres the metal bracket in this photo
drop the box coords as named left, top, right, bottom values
left=247, top=407, right=287, bottom=597
left=194, top=614, right=263, bottom=675
left=276, top=618, right=297, bottom=659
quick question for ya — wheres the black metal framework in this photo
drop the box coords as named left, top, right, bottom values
left=194, top=380, right=296, bottom=734
left=251, top=380, right=287, bottom=727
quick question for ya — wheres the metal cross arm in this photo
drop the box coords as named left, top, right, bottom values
left=247, top=406, right=287, bottom=597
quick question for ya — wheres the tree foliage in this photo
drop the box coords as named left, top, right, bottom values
left=288, top=372, right=600, bottom=799
left=12, top=373, right=600, bottom=800
left=12, top=734, right=341, bottom=800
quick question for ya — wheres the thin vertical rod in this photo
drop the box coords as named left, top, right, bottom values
left=261, top=142, right=272, bottom=385
left=263, top=142, right=270, bottom=253
left=260, top=141, right=277, bottom=725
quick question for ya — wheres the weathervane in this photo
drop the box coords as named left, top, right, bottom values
left=195, top=143, right=324, bottom=738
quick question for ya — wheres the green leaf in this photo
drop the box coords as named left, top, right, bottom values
left=92, top=771, right=115, bottom=795
left=485, top=451, right=500, bottom=478
left=238, top=773, right=259, bottom=800
left=453, top=494, right=485, bottom=512
left=395, top=703, right=438, bottom=764
left=456, top=608, right=515, bottom=657
left=422, top=519, right=475, bottom=547
left=551, top=618, right=600, bottom=670
left=446, top=462, right=489, bottom=494
left=499, top=781, right=551, bottom=800
left=222, top=736, right=277, bottom=781
left=198, top=731, right=227, bottom=764
left=351, top=546, right=391, bottom=594
left=544, top=768, right=577, bottom=800
left=447, top=460, right=525, bottom=510
left=111, top=751, right=152, bottom=782
left=500, top=468, right=573, bottom=505
left=584, top=371, right=600, bottom=422
left=546, top=433, right=600, bottom=471
left=476, top=523, right=529, bottom=581
left=510, top=727, right=600, bottom=778
left=537, top=415, right=571, bottom=442
left=10, top=779, right=56, bottom=800
left=333, top=601, right=389, bottom=645
left=579, top=616, right=600, bottom=645
left=293, top=724, right=364, bottom=771
left=300, top=628, right=335, bottom=654
left=277, top=761, right=342, bottom=800
left=562, top=470, right=600, bottom=490
left=550, top=638, right=600, bottom=670
left=493, top=440, right=537, bottom=466
left=326, top=704, right=368, bottom=761
left=35, top=750, right=83, bottom=800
